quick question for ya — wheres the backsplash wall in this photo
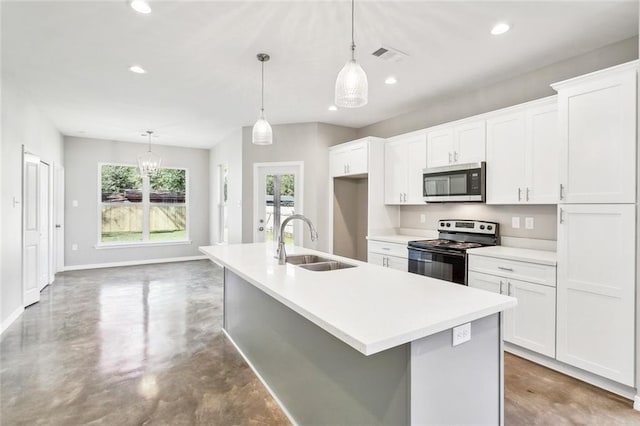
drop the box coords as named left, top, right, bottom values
left=400, top=204, right=557, bottom=240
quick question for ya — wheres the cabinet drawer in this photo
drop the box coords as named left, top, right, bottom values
left=468, top=255, right=556, bottom=287
left=367, top=240, right=408, bottom=258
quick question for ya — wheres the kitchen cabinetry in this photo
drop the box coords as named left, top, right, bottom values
left=426, top=120, right=485, bottom=169
left=556, top=204, right=635, bottom=386
left=368, top=240, right=408, bottom=272
left=468, top=254, right=556, bottom=358
left=330, top=141, right=368, bottom=177
left=486, top=97, right=559, bottom=204
left=384, top=133, right=427, bottom=205
left=552, top=62, right=637, bottom=204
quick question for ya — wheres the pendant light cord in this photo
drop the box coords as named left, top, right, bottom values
left=261, top=60, right=265, bottom=112
left=351, top=0, right=355, bottom=60
left=147, top=131, right=152, bottom=153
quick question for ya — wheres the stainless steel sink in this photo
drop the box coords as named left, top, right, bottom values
left=298, top=261, right=357, bottom=272
left=286, top=255, right=332, bottom=265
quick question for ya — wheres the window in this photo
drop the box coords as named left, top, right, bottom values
left=100, top=164, right=188, bottom=245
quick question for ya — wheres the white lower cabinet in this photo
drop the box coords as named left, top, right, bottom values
left=556, top=204, right=636, bottom=386
left=468, top=259, right=556, bottom=358
left=367, top=240, right=408, bottom=272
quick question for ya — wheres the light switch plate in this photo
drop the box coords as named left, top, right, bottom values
left=511, top=217, right=520, bottom=229
left=420, top=214, right=426, bottom=224
left=72, top=200, right=79, bottom=207
left=71, top=244, right=78, bottom=251
left=452, top=323, right=471, bottom=346
left=525, top=217, right=534, bottom=229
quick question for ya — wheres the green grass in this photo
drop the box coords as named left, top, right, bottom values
left=101, top=230, right=187, bottom=243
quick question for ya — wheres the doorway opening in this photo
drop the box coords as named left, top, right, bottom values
left=253, top=162, right=304, bottom=246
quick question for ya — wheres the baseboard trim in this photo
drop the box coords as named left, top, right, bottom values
left=222, top=328, right=298, bottom=426
left=1, top=306, right=24, bottom=335
left=63, top=255, right=207, bottom=271
left=505, top=344, right=636, bottom=401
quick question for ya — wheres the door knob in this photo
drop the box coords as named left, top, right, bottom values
left=55, top=224, right=61, bottom=228
left=258, top=226, right=264, bottom=231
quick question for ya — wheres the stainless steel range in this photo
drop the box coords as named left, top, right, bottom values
left=408, top=220, right=499, bottom=285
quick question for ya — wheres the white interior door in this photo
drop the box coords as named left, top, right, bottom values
left=39, top=161, right=50, bottom=290
left=55, top=165, right=65, bottom=272
left=253, top=163, right=303, bottom=246
left=23, top=152, right=41, bottom=307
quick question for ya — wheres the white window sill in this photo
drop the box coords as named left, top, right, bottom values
left=95, top=240, right=193, bottom=249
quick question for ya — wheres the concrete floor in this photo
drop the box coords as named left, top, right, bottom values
left=2, top=259, right=639, bottom=425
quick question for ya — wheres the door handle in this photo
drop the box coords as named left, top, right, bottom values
left=344, top=165, right=347, bottom=174
left=454, top=151, right=458, bottom=162
left=403, top=193, right=407, bottom=203
left=448, top=152, right=452, bottom=164
left=517, top=188, right=522, bottom=201
left=258, top=226, right=264, bottom=231
left=347, top=164, right=350, bottom=173
left=400, top=193, right=403, bottom=203
left=526, top=188, right=530, bottom=202
left=55, top=224, right=61, bottom=228
left=559, top=208, right=565, bottom=224
left=499, top=280, right=504, bottom=294
left=559, top=184, right=564, bottom=200
left=507, top=282, right=512, bottom=296
left=498, top=266, right=514, bottom=272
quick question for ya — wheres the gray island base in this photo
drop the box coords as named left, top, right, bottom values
left=224, top=268, right=502, bottom=425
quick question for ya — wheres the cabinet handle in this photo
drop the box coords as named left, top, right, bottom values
left=517, top=188, right=522, bottom=202
left=507, top=282, right=512, bottom=296
left=499, top=280, right=504, bottom=294
left=526, top=188, right=530, bottom=202
left=384, top=257, right=388, bottom=267
left=403, top=193, right=407, bottom=202
left=454, top=151, right=459, bottom=162
left=559, top=208, right=565, bottom=224
left=448, top=152, right=452, bottom=164
left=559, top=184, right=564, bottom=200
left=498, top=266, right=514, bottom=272
left=400, top=193, right=403, bottom=203
left=344, top=165, right=346, bottom=174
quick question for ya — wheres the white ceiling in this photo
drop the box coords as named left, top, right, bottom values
left=3, top=1, right=638, bottom=148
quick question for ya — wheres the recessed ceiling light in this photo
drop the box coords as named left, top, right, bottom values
left=385, top=76, right=398, bottom=85
left=491, top=22, right=510, bottom=35
left=328, top=105, right=338, bottom=111
left=129, top=65, right=146, bottom=74
left=130, top=0, right=151, bottom=14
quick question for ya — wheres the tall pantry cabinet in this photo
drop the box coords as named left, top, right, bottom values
left=551, top=61, right=638, bottom=386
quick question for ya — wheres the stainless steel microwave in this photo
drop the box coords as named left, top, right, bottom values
left=423, top=162, right=486, bottom=203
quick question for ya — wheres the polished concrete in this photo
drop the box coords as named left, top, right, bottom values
left=2, top=260, right=640, bottom=425
left=0, top=261, right=289, bottom=425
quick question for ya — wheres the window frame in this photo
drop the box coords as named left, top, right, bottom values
left=96, top=162, right=191, bottom=248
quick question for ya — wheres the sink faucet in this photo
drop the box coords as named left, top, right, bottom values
left=276, top=214, right=319, bottom=265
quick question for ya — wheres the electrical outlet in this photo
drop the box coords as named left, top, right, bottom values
left=72, top=200, right=79, bottom=207
left=525, top=217, right=534, bottom=230
left=511, top=217, right=521, bottom=229
left=71, top=244, right=78, bottom=251
left=452, top=323, right=471, bottom=346
left=420, top=214, right=426, bottom=224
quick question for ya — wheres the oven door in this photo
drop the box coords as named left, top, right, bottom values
left=408, top=247, right=467, bottom=285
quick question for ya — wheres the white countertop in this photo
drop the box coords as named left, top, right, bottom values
left=200, top=243, right=517, bottom=356
left=467, top=246, right=557, bottom=266
left=367, top=235, right=421, bottom=244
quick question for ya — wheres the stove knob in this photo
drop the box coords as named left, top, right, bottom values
left=487, top=225, right=493, bottom=231
left=479, top=225, right=485, bottom=230
left=446, top=223, right=451, bottom=227
left=440, top=222, right=445, bottom=227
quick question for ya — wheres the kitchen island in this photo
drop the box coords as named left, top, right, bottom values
left=200, top=243, right=516, bottom=425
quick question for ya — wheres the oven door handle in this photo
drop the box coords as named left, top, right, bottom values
left=408, top=247, right=467, bottom=258
left=412, top=259, right=434, bottom=263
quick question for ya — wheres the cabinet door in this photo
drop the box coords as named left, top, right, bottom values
left=406, top=135, right=427, bottom=204
left=426, top=128, right=453, bottom=168
left=347, top=143, right=368, bottom=175
left=386, top=255, right=408, bottom=272
left=367, top=252, right=386, bottom=267
left=330, top=149, right=348, bottom=177
left=557, top=69, right=636, bottom=203
left=384, top=141, right=406, bottom=205
left=454, top=120, right=486, bottom=164
left=486, top=112, right=527, bottom=204
left=468, top=271, right=502, bottom=294
left=557, top=204, right=635, bottom=385
left=504, top=279, right=556, bottom=358
left=526, top=102, right=559, bottom=204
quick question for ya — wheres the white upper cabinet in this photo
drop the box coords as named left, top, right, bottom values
left=486, top=97, right=559, bottom=205
left=556, top=204, right=636, bottom=386
left=486, top=112, right=527, bottom=204
left=426, top=120, right=486, bottom=169
left=384, top=133, right=427, bottom=205
left=552, top=62, right=637, bottom=204
left=330, top=141, right=368, bottom=177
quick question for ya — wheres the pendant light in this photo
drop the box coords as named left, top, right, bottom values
left=138, top=130, right=161, bottom=176
left=334, top=0, right=368, bottom=108
left=252, top=53, right=273, bottom=145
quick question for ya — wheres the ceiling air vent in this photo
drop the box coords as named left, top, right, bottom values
left=371, top=45, right=408, bottom=62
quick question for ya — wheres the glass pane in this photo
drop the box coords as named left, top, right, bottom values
left=101, top=165, right=143, bottom=242
left=149, top=169, right=187, bottom=241
left=265, top=174, right=295, bottom=244
left=449, top=174, right=467, bottom=195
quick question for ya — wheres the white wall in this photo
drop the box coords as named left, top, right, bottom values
left=209, top=129, right=242, bottom=244
left=63, top=136, right=209, bottom=267
left=1, top=73, right=64, bottom=328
